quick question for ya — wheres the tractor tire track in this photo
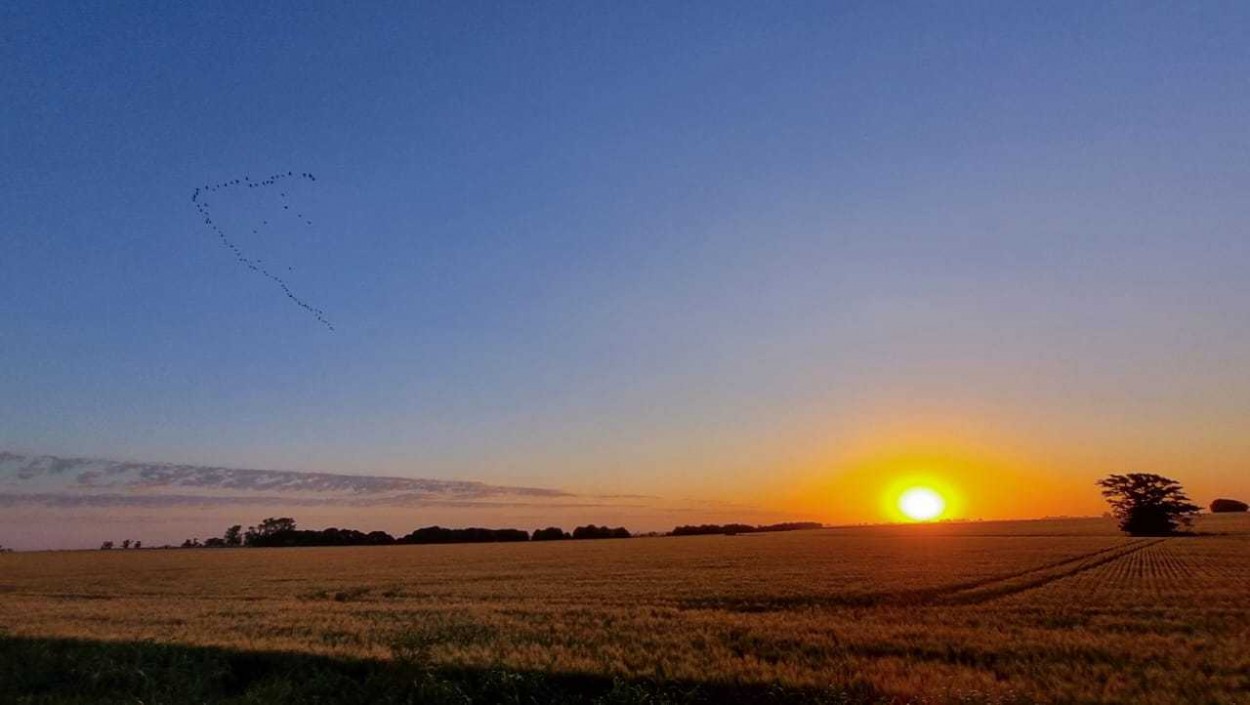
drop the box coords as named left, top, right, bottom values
left=677, top=540, right=1153, bottom=613
left=935, top=538, right=1167, bottom=605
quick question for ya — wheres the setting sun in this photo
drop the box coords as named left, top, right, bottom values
left=898, top=487, right=946, bottom=521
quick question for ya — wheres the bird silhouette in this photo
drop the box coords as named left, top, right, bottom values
left=190, top=170, right=333, bottom=330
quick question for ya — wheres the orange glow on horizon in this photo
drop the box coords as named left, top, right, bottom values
left=780, top=436, right=1082, bottom=525
left=750, top=411, right=1141, bottom=526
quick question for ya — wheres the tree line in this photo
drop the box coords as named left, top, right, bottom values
left=163, top=518, right=828, bottom=549
left=93, top=517, right=836, bottom=550
left=166, top=518, right=637, bottom=549
left=670, top=521, right=823, bottom=536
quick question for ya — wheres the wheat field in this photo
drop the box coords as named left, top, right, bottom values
left=3, top=515, right=1248, bottom=704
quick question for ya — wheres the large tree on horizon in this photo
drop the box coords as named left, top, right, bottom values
left=1097, top=473, right=1200, bottom=536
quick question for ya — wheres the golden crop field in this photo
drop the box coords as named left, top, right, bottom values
left=3, top=515, right=1249, bottom=704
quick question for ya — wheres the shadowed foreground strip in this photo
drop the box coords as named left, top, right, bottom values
left=0, top=635, right=930, bottom=705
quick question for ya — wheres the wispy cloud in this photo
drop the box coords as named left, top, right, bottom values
left=0, top=492, right=637, bottom=510
left=0, top=451, right=608, bottom=510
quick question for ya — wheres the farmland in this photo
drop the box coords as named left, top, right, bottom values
left=2, top=515, right=1249, bottom=704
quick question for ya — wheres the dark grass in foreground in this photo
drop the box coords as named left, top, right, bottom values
left=0, top=635, right=1030, bottom=705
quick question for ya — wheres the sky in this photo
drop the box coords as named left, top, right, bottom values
left=2, top=2, right=1249, bottom=549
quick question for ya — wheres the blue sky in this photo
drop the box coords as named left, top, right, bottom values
left=3, top=2, right=1249, bottom=543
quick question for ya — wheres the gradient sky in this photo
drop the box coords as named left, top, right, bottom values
left=3, top=2, right=1249, bottom=548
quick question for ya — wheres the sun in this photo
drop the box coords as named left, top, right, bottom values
left=898, top=487, right=946, bottom=521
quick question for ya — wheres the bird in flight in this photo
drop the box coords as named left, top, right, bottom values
left=191, top=170, right=334, bottom=330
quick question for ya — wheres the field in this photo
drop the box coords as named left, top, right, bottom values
left=3, top=515, right=1249, bottom=704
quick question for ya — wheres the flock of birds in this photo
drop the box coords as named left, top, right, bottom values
left=192, top=171, right=334, bottom=330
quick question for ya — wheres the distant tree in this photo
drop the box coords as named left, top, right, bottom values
left=244, top=517, right=297, bottom=546
left=670, top=521, right=823, bottom=537
left=398, top=526, right=528, bottom=545
left=571, top=524, right=631, bottom=540
left=571, top=524, right=600, bottom=539
left=364, top=530, right=397, bottom=545
left=760, top=522, right=823, bottom=532
left=100, top=541, right=114, bottom=550
left=133, top=541, right=142, bottom=549
left=672, top=523, right=754, bottom=536
left=1097, top=473, right=1200, bottom=536
left=121, top=539, right=131, bottom=550
left=224, top=525, right=243, bottom=546
left=532, top=527, right=570, bottom=541
left=259, top=517, right=297, bottom=534
left=1210, top=498, right=1248, bottom=513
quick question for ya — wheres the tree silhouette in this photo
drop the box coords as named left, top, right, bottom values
left=244, top=517, right=297, bottom=546
left=224, top=525, right=243, bottom=546
left=1097, top=473, right=1200, bottom=536
left=258, top=517, right=297, bottom=534
left=398, top=526, right=528, bottom=544
left=1210, top=498, right=1248, bottom=513
left=100, top=541, right=114, bottom=550
left=571, top=524, right=631, bottom=540
left=671, top=521, right=823, bottom=536
left=532, top=527, right=570, bottom=541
